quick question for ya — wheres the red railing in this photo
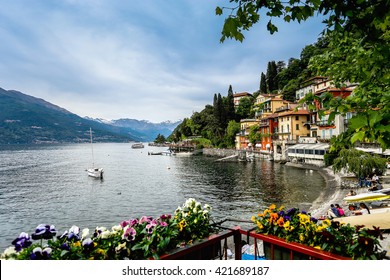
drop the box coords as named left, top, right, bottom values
left=240, top=229, right=350, bottom=260
left=159, top=225, right=350, bottom=260
left=159, top=227, right=242, bottom=260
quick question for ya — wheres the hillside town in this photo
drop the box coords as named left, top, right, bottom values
left=234, top=76, right=389, bottom=166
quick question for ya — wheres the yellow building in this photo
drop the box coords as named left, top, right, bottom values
left=235, top=119, right=259, bottom=150
left=277, top=109, right=310, bottom=142
left=255, top=94, right=286, bottom=119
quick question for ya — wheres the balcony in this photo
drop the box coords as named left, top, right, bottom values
left=316, top=120, right=335, bottom=127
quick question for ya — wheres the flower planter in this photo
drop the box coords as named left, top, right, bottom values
left=263, top=241, right=310, bottom=260
left=247, top=232, right=350, bottom=260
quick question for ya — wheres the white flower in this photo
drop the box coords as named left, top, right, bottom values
left=96, top=226, right=107, bottom=232
left=112, top=225, right=122, bottom=232
left=100, top=230, right=111, bottom=239
left=81, top=228, right=90, bottom=239
left=115, top=242, right=127, bottom=253
left=2, top=246, right=16, bottom=257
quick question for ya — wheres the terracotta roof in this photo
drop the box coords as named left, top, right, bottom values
left=278, top=109, right=310, bottom=116
left=233, top=92, right=252, bottom=97
left=315, top=87, right=353, bottom=95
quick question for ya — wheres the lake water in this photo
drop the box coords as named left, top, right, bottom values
left=0, top=143, right=326, bottom=251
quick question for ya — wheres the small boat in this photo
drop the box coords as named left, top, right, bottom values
left=344, top=192, right=390, bottom=202
left=86, top=128, right=103, bottom=179
left=148, top=151, right=162, bottom=155
left=87, top=167, right=104, bottom=179
left=174, top=151, right=193, bottom=157
left=131, top=142, right=144, bottom=149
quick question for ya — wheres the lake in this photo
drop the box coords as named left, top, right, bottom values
left=0, top=143, right=326, bottom=251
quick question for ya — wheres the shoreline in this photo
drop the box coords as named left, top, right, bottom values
left=285, top=162, right=348, bottom=218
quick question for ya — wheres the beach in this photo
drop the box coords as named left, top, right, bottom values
left=284, top=163, right=390, bottom=259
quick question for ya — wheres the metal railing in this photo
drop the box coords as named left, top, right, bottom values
left=159, top=221, right=350, bottom=260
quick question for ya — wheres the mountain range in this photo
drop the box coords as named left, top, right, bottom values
left=0, top=87, right=181, bottom=144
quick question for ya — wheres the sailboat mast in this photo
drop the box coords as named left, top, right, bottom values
left=90, top=128, right=95, bottom=168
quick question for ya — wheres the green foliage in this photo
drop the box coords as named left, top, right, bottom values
left=235, top=96, right=254, bottom=120
left=217, top=0, right=390, bottom=149
left=323, top=153, right=338, bottom=167
left=249, top=125, right=261, bottom=145
left=332, top=148, right=387, bottom=178
left=259, top=72, right=267, bottom=93
left=154, top=134, right=166, bottom=144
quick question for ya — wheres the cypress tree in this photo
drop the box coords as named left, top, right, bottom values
left=260, top=72, right=267, bottom=93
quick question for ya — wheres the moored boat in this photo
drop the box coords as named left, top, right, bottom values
left=86, top=128, right=103, bottom=179
left=131, top=142, right=145, bottom=149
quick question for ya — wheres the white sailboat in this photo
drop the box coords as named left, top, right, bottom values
left=86, top=128, right=103, bottom=179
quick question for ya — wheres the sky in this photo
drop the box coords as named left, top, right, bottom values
left=0, top=0, right=325, bottom=123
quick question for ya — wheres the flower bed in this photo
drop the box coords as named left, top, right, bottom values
left=251, top=204, right=387, bottom=260
left=1, top=198, right=216, bottom=260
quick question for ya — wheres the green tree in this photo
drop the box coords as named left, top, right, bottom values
left=259, top=72, right=267, bottom=93
left=225, top=120, right=240, bottom=148
left=332, top=148, right=387, bottom=178
left=154, top=133, right=166, bottom=144
left=249, top=125, right=261, bottom=146
left=236, top=96, right=253, bottom=120
left=225, top=86, right=236, bottom=123
left=266, top=61, right=278, bottom=92
left=216, top=0, right=390, bottom=149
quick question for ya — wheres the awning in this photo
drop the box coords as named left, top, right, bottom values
left=334, top=211, right=390, bottom=230
left=288, top=143, right=330, bottom=150
left=266, top=144, right=271, bottom=148
left=255, top=144, right=262, bottom=148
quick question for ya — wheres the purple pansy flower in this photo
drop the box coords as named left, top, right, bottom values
left=60, top=243, right=71, bottom=251
left=120, top=220, right=130, bottom=228
left=130, top=219, right=139, bottom=227
left=82, top=238, right=94, bottom=252
left=122, top=227, right=136, bottom=241
left=146, top=224, right=155, bottom=234
left=160, top=221, right=168, bottom=227
left=30, top=247, right=52, bottom=260
left=67, top=225, right=81, bottom=241
left=12, top=232, right=32, bottom=252
left=31, top=224, right=57, bottom=240
left=139, top=216, right=149, bottom=224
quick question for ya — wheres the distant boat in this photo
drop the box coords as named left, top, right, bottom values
left=131, top=142, right=145, bottom=149
left=86, top=128, right=103, bottom=179
left=174, top=151, right=193, bottom=157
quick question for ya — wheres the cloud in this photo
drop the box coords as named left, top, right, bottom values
left=0, top=0, right=325, bottom=123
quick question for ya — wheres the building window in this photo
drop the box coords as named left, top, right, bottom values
left=295, top=116, right=299, bottom=121
left=296, top=124, right=299, bottom=130
left=287, top=124, right=289, bottom=132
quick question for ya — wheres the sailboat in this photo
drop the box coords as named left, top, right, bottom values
left=86, top=128, right=104, bottom=179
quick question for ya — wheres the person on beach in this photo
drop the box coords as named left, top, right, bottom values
left=372, top=174, right=379, bottom=183
left=346, top=189, right=357, bottom=196
left=335, top=204, right=345, bottom=217
left=348, top=204, right=358, bottom=216
left=326, top=204, right=340, bottom=219
left=368, top=181, right=383, bottom=192
left=365, top=176, right=372, bottom=187
left=352, top=203, right=371, bottom=215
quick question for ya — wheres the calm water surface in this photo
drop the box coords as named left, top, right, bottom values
left=0, top=143, right=326, bottom=251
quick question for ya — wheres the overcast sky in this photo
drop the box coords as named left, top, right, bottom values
left=0, top=0, right=325, bottom=123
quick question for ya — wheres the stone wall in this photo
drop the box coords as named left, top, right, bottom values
left=203, top=148, right=237, bottom=158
